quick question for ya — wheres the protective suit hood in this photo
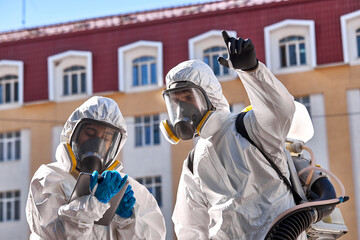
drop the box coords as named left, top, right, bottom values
left=57, top=96, right=127, bottom=171
left=166, top=59, right=230, bottom=114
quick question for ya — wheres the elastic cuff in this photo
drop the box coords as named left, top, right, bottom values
left=117, top=209, right=133, bottom=218
left=242, top=59, right=259, bottom=72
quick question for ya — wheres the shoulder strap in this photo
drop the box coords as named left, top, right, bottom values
left=235, top=112, right=302, bottom=204
left=187, top=148, right=195, bottom=174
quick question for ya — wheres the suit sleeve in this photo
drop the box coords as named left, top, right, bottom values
left=26, top=165, right=109, bottom=239
left=236, top=62, right=295, bottom=155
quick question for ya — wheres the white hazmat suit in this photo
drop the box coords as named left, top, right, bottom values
left=170, top=60, right=306, bottom=239
left=26, top=96, right=166, bottom=240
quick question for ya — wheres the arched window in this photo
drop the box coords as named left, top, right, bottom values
left=279, top=35, right=306, bottom=68
left=357, top=28, right=360, bottom=58
left=0, top=75, right=18, bottom=104
left=63, top=65, right=86, bottom=96
left=203, top=46, right=229, bottom=76
left=132, top=56, right=157, bottom=87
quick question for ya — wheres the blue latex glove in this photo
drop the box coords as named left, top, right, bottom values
left=90, top=170, right=128, bottom=204
left=116, top=185, right=136, bottom=218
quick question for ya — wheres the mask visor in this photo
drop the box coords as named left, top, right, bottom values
left=163, top=87, right=209, bottom=128
left=70, top=118, right=123, bottom=172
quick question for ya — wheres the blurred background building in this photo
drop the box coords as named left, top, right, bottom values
left=0, top=0, right=359, bottom=239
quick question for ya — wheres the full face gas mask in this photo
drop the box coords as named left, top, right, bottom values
left=69, top=118, right=123, bottom=174
left=160, top=81, right=215, bottom=144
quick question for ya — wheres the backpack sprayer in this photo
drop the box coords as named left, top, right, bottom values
left=265, top=102, right=349, bottom=240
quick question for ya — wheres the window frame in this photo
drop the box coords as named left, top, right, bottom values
left=341, top=10, right=360, bottom=65
left=0, top=131, right=21, bottom=162
left=48, top=50, right=92, bottom=102
left=203, top=46, right=230, bottom=77
left=135, top=176, right=162, bottom=207
left=134, top=114, right=160, bottom=147
left=132, top=56, right=157, bottom=87
left=188, top=30, right=237, bottom=81
left=0, top=60, right=24, bottom=110
left=118, top=41, right=163, bottom=93
left=0, top=190, right=21, bottom=222
left=279, top=36, right=307, bottom=68
left=264, top=19, right=316, bottom=74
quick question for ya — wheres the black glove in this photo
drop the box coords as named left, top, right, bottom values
left=218, top=30, right=258, bottom=71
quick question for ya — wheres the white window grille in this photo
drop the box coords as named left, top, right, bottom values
left=134, top=115, right=160, bottom=147
left=203, top=46, right=229, bottom=76
left=279, top=36, right=306, bottom=68
left=0, top=190, right=20, bottom=222
left=0, top=131, right=21, bottom=162
left=357, top=28, right=360, bottom=58
left=132, top=56, right=157, bottom=87
left=0, top=75, right=19, bottom=105
left=63, top=65, right=86, bottom=96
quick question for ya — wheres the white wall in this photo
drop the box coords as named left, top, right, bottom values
left=122, top=113, right=173, bottom=240
left=0, top=129, right=30, bottom=240
left=52, top=126, right=63, bottom=162
left=306, top=94, right=330, bottom=170
left=346, top=89, right=360, bottom=235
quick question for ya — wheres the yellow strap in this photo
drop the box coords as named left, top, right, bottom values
left=107, top=160, right=121, bottom=171
left=164, top=120, right=180, bottom=143
left=196, top=111, right=212, bottom=135
left=241, top=105, right=253, bottom=113
left=66, top=143, right=77, bottom=173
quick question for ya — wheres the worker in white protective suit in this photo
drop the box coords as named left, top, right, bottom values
left=26, top=96, right=166, bottom=240
left=159, top=31, right=307, bottom=239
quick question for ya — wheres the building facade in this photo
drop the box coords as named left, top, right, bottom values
left=0, top=0, right=359, bottom=239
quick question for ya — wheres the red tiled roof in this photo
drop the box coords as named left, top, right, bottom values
left=0, top=0, right=287, bottom=43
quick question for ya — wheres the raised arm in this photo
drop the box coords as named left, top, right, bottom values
left=218, top=31, right=295, bottom=152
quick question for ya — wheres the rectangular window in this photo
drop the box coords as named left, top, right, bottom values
left=0, top=190, right=20, bottom=222
left=153, top=115, right=160, bottom=144
left=280, top=45, right=287, bottom=67
left=203, top=46, right=229, bottom=77
left=144, top=116, right=151, bottom=145
left=134, top=115, right=160, bottom=147
left=151, top=63, right=157, bottom=85
left=289, top=44, right=297, bottom=66
left=135, top=176, right=162, bottom=207
left=0, top=75, right=19, bottom=104
left=5, top=83, right=11, bottom=103
left=63, top=66, right=86, bottom=96
left=6, top=192, right=11, bottom=221
left=141, top=65, right=148, bottom=85
left=63, top=75, right=69, bottom=96
left=357, top=35, right=360, bottom=58
left=135, top=117, right=142, bottom=147
left=212, top=55, right=220, bottom=76
left=0, top=141, right=3, bottom=162
left=222, top=53, right=229, bottom=75
left=14, top=82, right=19, bottom=102
left=0, top=194, right=2, bottom=222
left=299, top=43, right=306, bottom=65
left=71, top=74, right=78, bottom=94
left=0, top=85, right=2, bottom=104
left=203, top=56, right=210, bottom=65
left=0, top=131, right=21, bottom=162
left=81, top=73, right=86, bottom=93
left=133, top=65, right=139, bottom=87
